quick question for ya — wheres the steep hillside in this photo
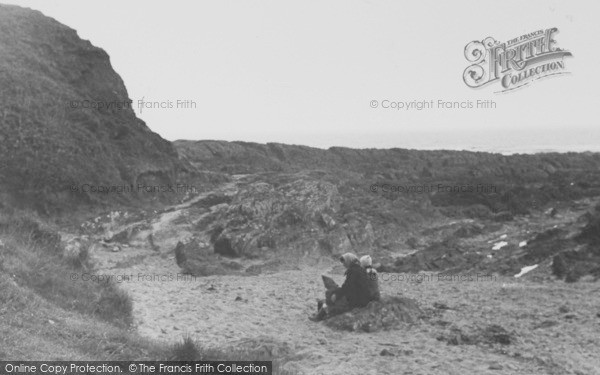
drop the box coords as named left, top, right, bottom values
left=0, top=5, right=188, bottom=214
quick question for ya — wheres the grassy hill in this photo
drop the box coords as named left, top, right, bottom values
left=0, top=4, right=288, bottom=369
left=0, top=4, right=188, bottom=215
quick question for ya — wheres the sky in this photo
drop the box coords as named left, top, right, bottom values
left=6, top=0, right=600, bottom=150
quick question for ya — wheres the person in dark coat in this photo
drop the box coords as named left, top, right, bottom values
left=332, top=253, right=371, bottom=308
left=309, top=253, right=372, bottom=321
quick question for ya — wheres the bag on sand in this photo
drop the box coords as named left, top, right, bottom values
left=322, top=275, right=339, bottom=291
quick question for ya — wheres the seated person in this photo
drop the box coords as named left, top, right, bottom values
left=310, top=253, right=371, bottom=321
left=360, top=255, right=380, bottom=301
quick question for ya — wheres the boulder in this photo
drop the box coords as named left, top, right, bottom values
left=552, top=254, right=568, bottom=279
left=107, top=228, right=132, bottom=244
left=454, top=224, right=484, bottom=238
left=174, top=241, right=187, bottom=267
left=324, top=296, right=423, bottom=332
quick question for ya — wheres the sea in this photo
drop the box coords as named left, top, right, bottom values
left=256, top=128, right=600, bottom=155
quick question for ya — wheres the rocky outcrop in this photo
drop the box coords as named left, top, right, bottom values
left=176, top=141, right=600, bottom=221
left=209, top=178, right=344, bottom=258
left=380, top=203, right=600, bottom=282
left=170, top=138, right=600, bottom=276
left=379, top=238, right=484, bottom=274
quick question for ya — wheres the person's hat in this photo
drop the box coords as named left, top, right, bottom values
left=360, top=255, right=372, bottom=268
left=340, top=252, right=358, bottom=268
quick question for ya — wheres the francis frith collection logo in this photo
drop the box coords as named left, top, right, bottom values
left=463, top=28, right=572, bottom=93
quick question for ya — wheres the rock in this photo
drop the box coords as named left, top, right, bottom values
left=111, top=245, right=121, bottom=252
left=245, top=265, right=262, bottom=275
left=433, top=302, right=451, bottom=310
left=484, top=325, right=512, bottom=345
left=379, top=349, right=395, bottom=356
left=514, top=264, right=538, bottom=278
left=533, top=320, right=559, bottom=329
left=437, top=328, right=474, bottom=346
left=492, top=241, right=508, bottom=251
left=173, top=240, right=216, bottom=274
left=344, top=219, right=375, bottom=248
left=64, top=240, right=82, bottom=257
left=454, top=224, right=484, bottom=238
left=148, top=233, right=160, bottom=252
left=324, top=296, right=423, bottom=332
left=552, top=255, right=568, bottom=279
left=182, top=261, right=227, bottom=277
left=221, top=261, right=243, bottom=270
left=319, top=228, right=353, bottom=254
left=558, top=305, right=570, bottom=314
left=565, top=272, right=580, bottom=283
left=174, top=241, right=187, bottom=267
left=235, top=296, right=243, bottom=301
left=488, top=363, right=503, bottom=370
left=405, top=237, right=419, bottom=249
left=107, top=228, right=132, bottom=244
left=317, top=338, right=328, bottom=345
left=437, top=324, right=513, bottom=346
left=320, top=213, right=336, bottom=230
left=207, top=178, right=341, bottom=259
left=380, top=238, right=484, bottom=274
left=493, top=212, right=513, bottom=222
left=214, top=235, right=238, bottom=257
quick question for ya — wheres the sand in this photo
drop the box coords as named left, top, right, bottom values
left=86, top=181, right=600, bottom=375
left=91, top=246, right=600, bottom=375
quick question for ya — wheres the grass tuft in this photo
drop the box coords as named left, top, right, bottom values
left=171, top=336, right=200, bottom=361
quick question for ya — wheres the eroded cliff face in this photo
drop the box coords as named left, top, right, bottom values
left=0, top=5, right=184, bottom=213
